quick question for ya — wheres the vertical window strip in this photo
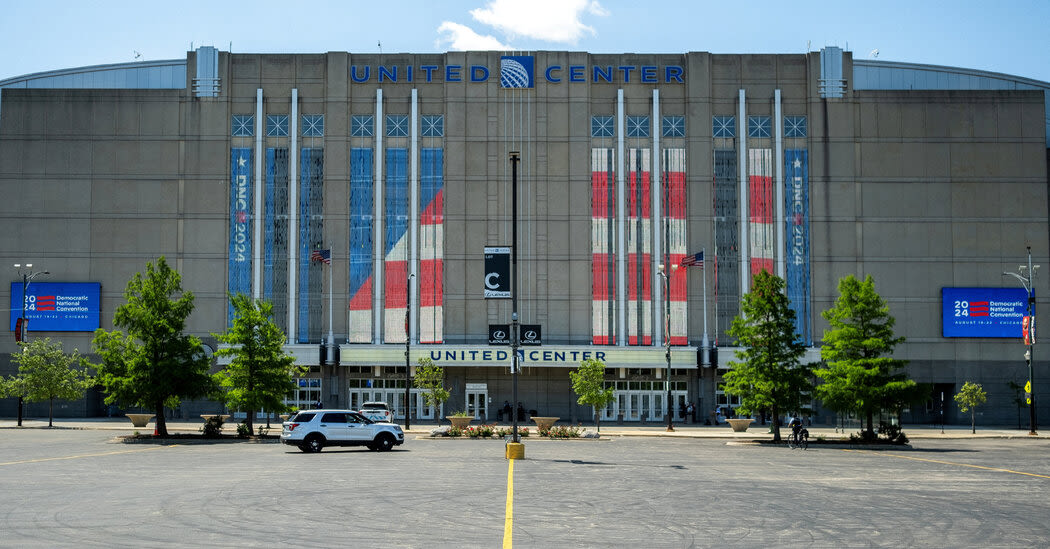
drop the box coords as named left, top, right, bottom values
left=348, top=148, right=374, bottom=343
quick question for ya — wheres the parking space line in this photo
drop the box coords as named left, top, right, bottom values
left=503, top=458, right=514, bottom=549
left=843, top=449, right=1050, bottom=479
left=0, top=445, right=175, bottom=467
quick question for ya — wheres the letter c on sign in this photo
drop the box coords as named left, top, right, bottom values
left=485, top=272, right=500, bottom=289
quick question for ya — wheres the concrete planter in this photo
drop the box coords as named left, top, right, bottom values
left=447, top=416, right=473, bottom=429
left=531, top=417, right=560, bottom=431
left=125, top=414, right=154, bottom=427
left=727, top=418, right=753, bottom=432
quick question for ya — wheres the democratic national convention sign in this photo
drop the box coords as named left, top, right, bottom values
left=9, top=282, right=101, bottom=333
left=942, top=287, right=1028, bottom=338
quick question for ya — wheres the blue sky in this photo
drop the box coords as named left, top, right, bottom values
left=3, top=0, right=1049, bottom=83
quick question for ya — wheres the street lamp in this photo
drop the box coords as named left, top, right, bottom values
left=658, top=263, right=677, bottom=432
left=1003, top=246, right=1039, bottom=435
left=404, top=272, right=415, bottom=430
left=510, top=151, right=521, bottom=445
left=14, top=263, right=49, bottom=427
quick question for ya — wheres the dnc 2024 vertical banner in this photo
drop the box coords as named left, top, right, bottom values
left=941, top=287, right=1028, bottom=338
left=9, top=282, right=101, bottom=332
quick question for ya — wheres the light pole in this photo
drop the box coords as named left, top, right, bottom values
left=404, top=272, right=414, bottom=429
left=1003, top=246, right=1039, bottom=435
left=14, top=263, right=49, bottom=427
left=658, top=263, right=676, bottom=432
left=510, top=151, right=521, bottom=445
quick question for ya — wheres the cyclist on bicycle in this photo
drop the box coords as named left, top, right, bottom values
left=787, top=415, right=804, bottom=444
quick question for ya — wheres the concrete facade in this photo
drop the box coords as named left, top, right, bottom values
left=1, top=48, right=1047, bottom=426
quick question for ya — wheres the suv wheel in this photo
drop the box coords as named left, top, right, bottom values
left=374, top=433, right=395, bottom=451
left=302, top=434, right=325, bottom=453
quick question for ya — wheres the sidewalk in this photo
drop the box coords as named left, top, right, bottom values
left=2, top=416, right=1046, bottom=439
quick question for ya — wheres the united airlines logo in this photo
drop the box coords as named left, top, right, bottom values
left=500, top=56, right=534, bottom=89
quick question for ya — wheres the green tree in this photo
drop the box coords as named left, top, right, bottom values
left=0, top=372, right=30, bottom=426
left=92, top=257, right=216, bottom=436
left=10, top=338, right=94, bottom=427
left=569, top=358, right=615, bottom=433
left=723, top=270, right=812, bottom=442
left=213, top=294, right=299, bottom=435
left=815, top=274, right=920, bottom=441
left=413, top=357, right=449, bottom=417
left=954, top=381, right=988, bottom=434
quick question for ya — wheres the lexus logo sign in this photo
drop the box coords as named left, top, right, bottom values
left=489, top=324, right=510, bottom=345
left=521, top=324, right=541, bottom=346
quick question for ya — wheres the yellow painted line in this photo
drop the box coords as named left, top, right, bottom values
left=0, top=444, right=175, bottom=467
left=503, top=458, right=514, bottom=549
left=843, top=449, right=1050, bottom=479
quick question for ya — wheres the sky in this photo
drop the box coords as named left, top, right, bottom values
left=2, top=0, right=1049, bottom=83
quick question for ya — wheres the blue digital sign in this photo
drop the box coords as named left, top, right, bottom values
left=9, top=282, right=101, bottom=333
left=942, top=287, right=1029, bottom=338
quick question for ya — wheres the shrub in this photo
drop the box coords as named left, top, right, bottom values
left=446, top=426, right=463, bottom=437
left=236, top=422, right=251, bottom=438
left=496, top=426, right=529, bottom=437
left=542, top=425, right=582, bottom=438
left=200, top=416, right=225, bottom=438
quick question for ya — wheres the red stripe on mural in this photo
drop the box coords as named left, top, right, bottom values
left=751, top=258, right=774, bottom=275
left=749, top=175, right=773, bottom=221
left=665, top=171, right=686, bottom=219
left=419, top=259, right=443, bottom=307
left=592, top=253, right=614, bottom=301
left=349, top=278, right=372, bottom=310
left=591, top=171, right=612, bottom=217
left=420, top=189, right=444, bottom=225
left=384, top=260, right=408, bottom=308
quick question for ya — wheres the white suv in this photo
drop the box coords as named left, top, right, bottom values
left=281, top=409, right=404, bottom=453
left=359, top=401, right=393, bottom=423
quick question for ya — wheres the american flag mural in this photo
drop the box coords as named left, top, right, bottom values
left=662, top=148, right=688, bottom=345
left=713, top=149, right=739, bottom=343
left=265, top=147, right=290, bottom=334
left=591, top=148, right=616, bottom=344
left=297, top=148, right=324, bottom=343
left=228, top=148, right=252, bottom=326
left=384, top=148, right=409, bottom=344
left=627, top=148, right=652, bottom=346
left=419, top=148, right=444, bottom=344
left=784, top=149, right=811, bottom=344
left=748, top=148, right=774, bottom=279
left=348, top=148, right=373, bottom=343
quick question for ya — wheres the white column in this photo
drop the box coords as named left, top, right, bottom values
left=374, top=89, right=384, bottom=344
left=410, top=88, right=419, bottom=344
left=253, top=88, right=263, bottom=300
left=775, top=89, right=785, bottom=280
left=617, top=89, right=626, bottom=347
left=652, top=89, right=662, bottom=346
left=288, top=88, right=299, bottom=342
left=738, top=89, right=748, bottom=295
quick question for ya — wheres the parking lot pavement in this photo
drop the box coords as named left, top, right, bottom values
left=2, top=428, right=1050, bottom=548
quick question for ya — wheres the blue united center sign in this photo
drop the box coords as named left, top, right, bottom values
left=348, top=56, right=685, bottom=86
left=10, top=282, right=101, bottom=332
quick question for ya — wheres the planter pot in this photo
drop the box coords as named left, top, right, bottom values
left=447, top=416, right=473, bottom=429
left=726, top=418, right=753, bottom=432
left=279, top=414, right=291, bottom=421
left=531, top=417, right=560, bottom=431
left=126, top=414, right=154, bottom=428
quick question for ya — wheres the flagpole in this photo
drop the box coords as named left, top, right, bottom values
left=328, top=245, right=334, bottom=347
left=701, top=247, right=709, bottom=366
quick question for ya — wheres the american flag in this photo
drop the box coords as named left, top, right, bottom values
left=680, top=251, right=704, bottom=268
left=311, top=249, right=331, bottom=264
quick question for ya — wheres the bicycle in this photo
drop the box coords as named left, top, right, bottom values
left=787, top=427, right=809, bottom=450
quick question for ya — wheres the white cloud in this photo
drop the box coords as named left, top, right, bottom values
left=436, top=21, right=515, bottom=51
left=469, top=0, right=608, bottom=44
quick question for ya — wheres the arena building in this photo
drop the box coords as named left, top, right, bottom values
left=1, top=46, right=1048, bottom=427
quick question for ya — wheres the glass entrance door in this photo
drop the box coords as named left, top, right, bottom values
left=466, top=390, right=488, bottom=420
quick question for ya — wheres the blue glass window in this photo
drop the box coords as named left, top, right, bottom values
left=302, top=114, right=324, bottom=137
left=421, top=115, right=444, bottom=137
left=386, top=114, right=409, bottom=137
left=591, top=115, right=614, bottom=138
left=662, top=115, right=685, bottom=138
left=784, top=115, right=807, bottom=138
left=232, top=115, right=254, bottom=137
left=626, top=116, right=650, bottom=138
left=266, top=115, right=289, bottom=137
left=713, top=116, right=735, bottom=138
left=351, top=115, right=374, bottom=137
left=748, top=116, right=771, bottom=138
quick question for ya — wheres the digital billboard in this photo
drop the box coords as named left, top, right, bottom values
left=942, top=287, right=1028, bottom=338
left=9, top=282, right=101, bottom=333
